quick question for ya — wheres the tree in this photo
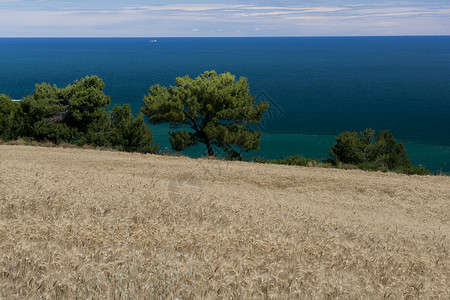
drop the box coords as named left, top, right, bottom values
left=20, top=83, right=75, bottom=143
left=76, top=108, right=112, bottom=147
left=108, top=104, right=158, bottom=153
left=141, top=70, right=269, bottom=158
left=20, top=76, right=110, bottom=143
left=77, top=104, right=158, bottom=154
left=5, top=76, right=158, bottom=152
left=66, top=76, right=111, bottom=133
left=374, top=129, right=410, bottom=170
left=0, top=94, right=23, bottom=140
left=328, top=128, right=411, bottom=170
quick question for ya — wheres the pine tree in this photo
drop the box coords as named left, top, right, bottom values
left=141, top=71, right=268, bottom=159
left=0, top=94, right=23, bottom=140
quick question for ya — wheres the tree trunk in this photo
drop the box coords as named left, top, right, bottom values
left=204, top=138, right=214, bottom=156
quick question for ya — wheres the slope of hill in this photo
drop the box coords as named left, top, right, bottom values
left=0, top=145, right=449, bottom=298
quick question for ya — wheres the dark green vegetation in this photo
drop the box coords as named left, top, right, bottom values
left=250, top=155, right=323, bottom=168
left=251, top=129, right=431, bottom=175
left=328, top=129, right=410, bottom=169
left=0, top=72, right=432, bottom=175
left=0, top=76, right=156, bottom=153
left=327, top=129, right=430, bottom=175
left=0, top=94, right=22, bottom=141
left=142, top=71, right=268, bottom=159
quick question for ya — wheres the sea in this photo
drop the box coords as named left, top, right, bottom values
left=1, top=37, right=449, bottom=173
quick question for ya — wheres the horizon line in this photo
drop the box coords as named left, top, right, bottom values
left=1, top=34, right=450, bottom=39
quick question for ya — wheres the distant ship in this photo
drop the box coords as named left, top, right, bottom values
left=150, top=40, right=157, bottom=43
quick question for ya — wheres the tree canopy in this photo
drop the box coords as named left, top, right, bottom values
left=141, top=70, right=268, bottom=158
left=328, top=128, right=411, bottom=170
left=19, top=76, right=111, bottom=143
left=0, top=76, right=157, bottom=153
left=0, top=94, right=23, bottom=141
left=107, top=104, right=158, bottom=153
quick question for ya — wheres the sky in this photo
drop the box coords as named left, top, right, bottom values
left=0, top=0, right=449, bottom=37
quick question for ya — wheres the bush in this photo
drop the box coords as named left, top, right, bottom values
left=250, top=155, right=321, bottom=167
left=279, top=155, right=310, bottom=166
left=402, top=166, right=431, bottom=176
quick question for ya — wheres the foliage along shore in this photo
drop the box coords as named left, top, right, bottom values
left=0, top=73, right=433, bottom=176
left=0, top=138, right=435, bottom=176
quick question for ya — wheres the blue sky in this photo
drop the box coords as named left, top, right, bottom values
left=1, top=0, right=449, bottom=37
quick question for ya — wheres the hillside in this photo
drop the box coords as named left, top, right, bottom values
left=0, top=145, right=449, bottom=298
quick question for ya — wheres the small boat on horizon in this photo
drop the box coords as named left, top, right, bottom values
left=150, top=40, right=157, bottom=43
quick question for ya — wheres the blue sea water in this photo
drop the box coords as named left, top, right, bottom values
left=1, top=37, right=449, bottom=172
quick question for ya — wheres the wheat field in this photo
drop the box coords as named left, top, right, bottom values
left=0, top=145, right=449, bottom=299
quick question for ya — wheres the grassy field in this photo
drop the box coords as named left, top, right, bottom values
left=0, top=145, right=449, bottom=299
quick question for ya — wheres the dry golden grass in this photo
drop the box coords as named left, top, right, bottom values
left=0, top=145, right=449, bottom=299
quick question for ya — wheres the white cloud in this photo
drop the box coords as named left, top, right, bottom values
left=123, top=4, right=250, bottom=13
left=0, top=1, right=450, bottom=36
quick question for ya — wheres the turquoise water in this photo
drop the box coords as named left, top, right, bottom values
left=0, top=37, right=449, bottom=172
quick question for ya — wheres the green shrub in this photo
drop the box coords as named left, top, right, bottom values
left=278, top=155, right=309, bottom=166
left=250, top=155, right=321, bottom=167
left=402, top=166, right=431, bottom=176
